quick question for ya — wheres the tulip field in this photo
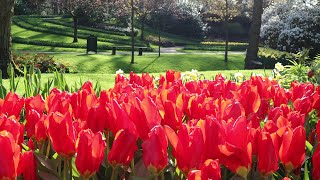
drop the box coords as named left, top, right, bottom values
left=2, top=70, right=320, bottom=180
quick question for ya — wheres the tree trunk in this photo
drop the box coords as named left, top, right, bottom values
left=140, top=15, right=146, bottom=41
left=224, top=0, right=229, bottom=62
left=224, top=20, right=229, bottom=62
left=0, top=0, right=15, bottom=79
left=244, top=0, right=263, bottom=69
left=72, top=15, right=78, bottom=43
left=158, top=29, right=161, bottom=57
left=131, top=0, right=135, bottom=64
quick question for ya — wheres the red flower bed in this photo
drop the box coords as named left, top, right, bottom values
left=1, top=70, right=320, bottom=179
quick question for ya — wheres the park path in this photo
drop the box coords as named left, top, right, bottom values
left=16, top=46, right=246, bottom=55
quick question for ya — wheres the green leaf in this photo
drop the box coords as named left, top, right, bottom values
left=38, top=171, right=60, bottom=180
left=306, top=141, right=313, bottom=152
left=71, top=157, right=80, bottom=178
left=34, top=152, right=58, bottom=175
left=304, top=161, right=310, bottom=180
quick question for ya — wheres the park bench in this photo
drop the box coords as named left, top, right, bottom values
left=111, top=46, right=148, bottom=55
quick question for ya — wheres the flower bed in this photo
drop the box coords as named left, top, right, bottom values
left=1, top=70, right=320, bottom=179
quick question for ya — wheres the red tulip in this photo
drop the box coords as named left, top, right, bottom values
left=257, top=132, right=278, bottom=176
left=164, top=124, right=205, bottom=174
left=233, top=85, right=261, bottom=116
left=279, top=126, right=306, bottom=173
left=0, top=131, right=20, bottom=179
left=45, top=89, right=72, bottom=114
left=142, top=125, right=168, bottom=173
left=75, top=129, right=106, bottom=179
left=218, top=116, right=252, bottom=178
left=0, top=92, right=24, bottom=120
left=86, top=102, right=109, bottom=133
left=0, top=115, right=23, bottom=144
left=187, top=159, right=221, bottom=180
left=293, top=96, right=312, bottom=115
left=312, top=146, right=320, bottom=180
left=108, top=129, right=138, bottom=167
left=197, top=117, right=225, bottom=160
left=34, top=115, right=47, bottom=143
left=25, top=94, right=45, bottom=117
left=290, top=82, right=314, bottom=102
left=108, top=100, right=137, bottom=137
left=70, top=82, right=98, bottom=122
left=25, top=109, right=41, bottom=138
left=18, top=151, right=37, bottom=180
left=162, top=100, right=183, bottom=131
left=47, top=112, right=76, bottom=158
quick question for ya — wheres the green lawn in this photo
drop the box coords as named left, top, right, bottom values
left=2, top=70, right=272, bottom=95
left=50, top=53, right=246, bottom=73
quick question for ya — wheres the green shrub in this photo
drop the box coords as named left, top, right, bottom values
left=183, top=42, right=248, bottom=51
left=257, top=47, right=294, bottom=69
left=13, top=17, right=145, bottom=47
left=145, top=36, right=175, bottom=47
left=13, top=37, right=153, bottom=51
left=13, top=53, right=70, bottom=73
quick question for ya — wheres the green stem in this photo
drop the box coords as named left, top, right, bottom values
left=69, top=159, right=72, bottom=180
left=58, top=157, right=62, bottom=176
left=45, top=141, right=51, bottom=160
left=64, top=158, right=67, bottom=180
left=161, top=171, right=165, bottom=180
left=40, top=141, right=45, bottom=154
left=111, top=167, right=115, bottom=180
left=131, top=159, right=135, bottom=176
left=105, top=130, right=110, bottom=177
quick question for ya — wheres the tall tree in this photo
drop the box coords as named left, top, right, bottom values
left=244, top=0, right=263, bottom=69
left=0, top=0, right=15, bottom=78
left=202, top=0, right=239, bottom=62
left=55, top=0, right=103, bottom=43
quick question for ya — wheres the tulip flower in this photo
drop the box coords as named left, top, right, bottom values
left=279, top=126, right=306, bottom=173
left=0, top=92, right=24, bottom=120
left=162, top=100, right=183, bottom=131
left=47, top=112, right=76, bottom=158
left=197, top=117, right=225, bottom=160
left=233, top=85, right=261, bottom=116
left=25, top=109, right=41, bottom=138
left=257, top=132, right=278, bottom=176
left=34, top=115, right=47, bottom=143
left=25, top=94, right=45, bottom=117
left=86, top=103, right=109, bottom=133
left=0, top=131, right=20, bottom=179
left=312, top=146, right=320, bottom=180
left=70, top=83, right=98, bottom=122
left=293, top=96, right=312, bottom=115
left=218, top=116, right=252, bottom=178
left=45, top=89, right=72, bottom=114
left=187, top=159, right=221, bottom=180
left=108, top=129, right=138, bottom=167
left=0, top=115, right=23, bottom=144
left=18, top=151, right=37, bottom=180
left=142, top=125, right=168, bottom=174
left=75, top=129, right=106, bottom=179
left=164, top=124, right=205, bottom=174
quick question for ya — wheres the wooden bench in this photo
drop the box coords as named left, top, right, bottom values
left=111, top=46, right=148, bottom=55
left=111, top=46, right=129, bottom=55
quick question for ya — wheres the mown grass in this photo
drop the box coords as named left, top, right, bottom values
left=49, top=53, right=246, bottom=73
left=2, top=70, right=272, bottom=95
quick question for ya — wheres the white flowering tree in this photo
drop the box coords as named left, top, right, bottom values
left=261, top=0, right=320, bottom=56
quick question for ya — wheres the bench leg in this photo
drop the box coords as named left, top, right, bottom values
left=138, top=48, right=143, bottom=56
